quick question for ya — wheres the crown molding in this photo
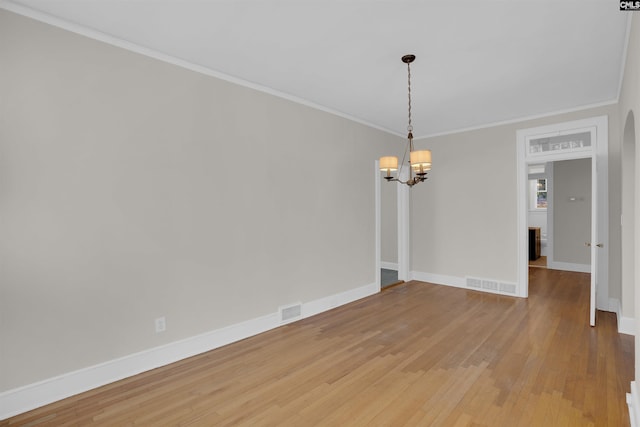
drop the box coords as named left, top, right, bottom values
left=0, top=0, right=401, bottom=138
left=0, top=1, right=623, bottom=142
left=413, top=99, right=618, bottom=140
left=617, top=13, right=633, bottom=103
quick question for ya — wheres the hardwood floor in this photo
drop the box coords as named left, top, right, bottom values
left=2, top=268, right=633, bottom=426
left=529, top=255, right=547, bottom=268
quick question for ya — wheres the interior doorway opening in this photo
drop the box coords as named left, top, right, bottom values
left=527, top=160, right=593, bottom=274
left=517, top=116, right=609, bottom=327
left=528, top=164, right=549, bottom=269
left=375, top=160, right=409, bottom=291
left=380, top=182, right=403, bottom=289
left=380, top=176, right=399, bottom=288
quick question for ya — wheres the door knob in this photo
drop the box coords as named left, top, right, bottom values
left=585, top=243, right=604, bottom=248
left=585, top=242, right=591, bottom=247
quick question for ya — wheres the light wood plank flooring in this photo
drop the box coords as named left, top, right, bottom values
left=529, top=256, right=547, bottom=269
left=2, top=268, right=633, bottom=426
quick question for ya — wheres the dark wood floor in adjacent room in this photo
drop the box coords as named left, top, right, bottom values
left=2, top=268, right=634, bottom=426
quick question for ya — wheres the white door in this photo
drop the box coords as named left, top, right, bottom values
left=589, top=155, right=598, bottom=326
left=588, top=123, right=609, bottom=326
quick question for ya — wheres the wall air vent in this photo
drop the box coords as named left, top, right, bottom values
left=499, top=282, right=517, bottom=294
left=482, top=280, right=498, bottom=291
left=466, top=277, right=482, bottom=288
left=466, top=277, right=516, bottom=295
left=279, top=303, right=302, bottom=324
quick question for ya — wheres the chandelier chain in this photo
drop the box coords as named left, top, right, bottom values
left=379, top=54, right=430, bottom=188
left=407, top=61, right=412, bottom=133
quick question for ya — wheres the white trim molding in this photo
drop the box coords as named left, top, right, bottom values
left=301, top=282, right=378, bottom=319
left=410, top=271, right=520, bottom=298
left=619, top=316, right=636, bottom=336
left=417, top=100, right=618, bottom=140
left=628, top=381, right=640, bottom=427
left=0, top=281, right=378, bottom=420
left=611, top=298, right=636, bottom=335
left=411, top=271, right=466, bottom=288
left=0, top=0, right=620, bottom=142
left=516, top=115, right=610, bottom=310
left=0, top=0, right=400, bottom=138
left=546, top=262, right=591, bottom=274
left=381, top=261, right=399, bottom=271
left=375, top=160, right=382, bottom=290
left=397, top=171, right=410, bottom=281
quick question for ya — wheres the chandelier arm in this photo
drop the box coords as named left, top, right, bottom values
left=386, top=175, right=428, bottom=187
left=397, top=128, right=412, bottom=182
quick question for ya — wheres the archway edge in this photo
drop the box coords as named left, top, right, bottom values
left=621, top=110, right=636, bottom=335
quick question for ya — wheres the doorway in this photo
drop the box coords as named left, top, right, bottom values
left=547, top=159, right=593, bottom=272
left=528, top=160, right=593, bottom=273
left=528, top=164, right=549, bottom=269
left=375, top=160, right=410, bottom=290
left=380, top=177, right=399, bottom=288
left=517, top=116, right=609, bottom=326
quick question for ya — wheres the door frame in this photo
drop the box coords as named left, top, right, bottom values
left=516, top=115, right=609, bottom=325
left=375, top=160, right=410, bottom=290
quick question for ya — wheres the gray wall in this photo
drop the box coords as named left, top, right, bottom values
left=552, top=159, right=592, bottom=265
left=617, top=12, right=640, bottom=381
left=411, top=104, right=619, bottom=285
left=0, top=10, right=400, bottom=391
left=622, top=115, right=635, bottom=320
left=410, top=126, right=517, bottom=281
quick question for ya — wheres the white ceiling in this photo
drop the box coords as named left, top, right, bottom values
left=2, top=0, right=630, bottom=138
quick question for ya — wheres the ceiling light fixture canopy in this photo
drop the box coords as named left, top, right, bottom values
left=380, top=54, right=432, bottom=187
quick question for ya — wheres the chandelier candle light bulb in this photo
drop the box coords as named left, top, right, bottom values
left=380, top=156, right=399, bottom=178
left=410, top=150, right=432, bottom=174
left=379, top=54, right=432, bottom=187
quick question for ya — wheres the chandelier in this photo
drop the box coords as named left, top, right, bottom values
left=379, top=54, right=432, bottom=187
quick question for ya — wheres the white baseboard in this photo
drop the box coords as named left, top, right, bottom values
left=410, top=271, right=466, bottom=288
left=302, top=282, right=378, bottom=319
left=0, top=312, right=278, bottom=420
left=0, top=281, right=378, bottom=420
left=611, top=297, right=620, bottom=315
left=611, top=297, right=636, bottom=335
left=410, top=271, right=519, bottom=297
left=628, top=381, right=640, bottom=427
left=620, top=317, right=636, bottom=336
left=547, top=261, right=591, bottom=273
left=380, top=261, right=398, bottom=271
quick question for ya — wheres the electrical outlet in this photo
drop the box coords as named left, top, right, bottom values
left=155, top=316, right=166, bottom=333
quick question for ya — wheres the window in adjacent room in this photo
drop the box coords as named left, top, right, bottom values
left=530, top=178, right=547, bottom=210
